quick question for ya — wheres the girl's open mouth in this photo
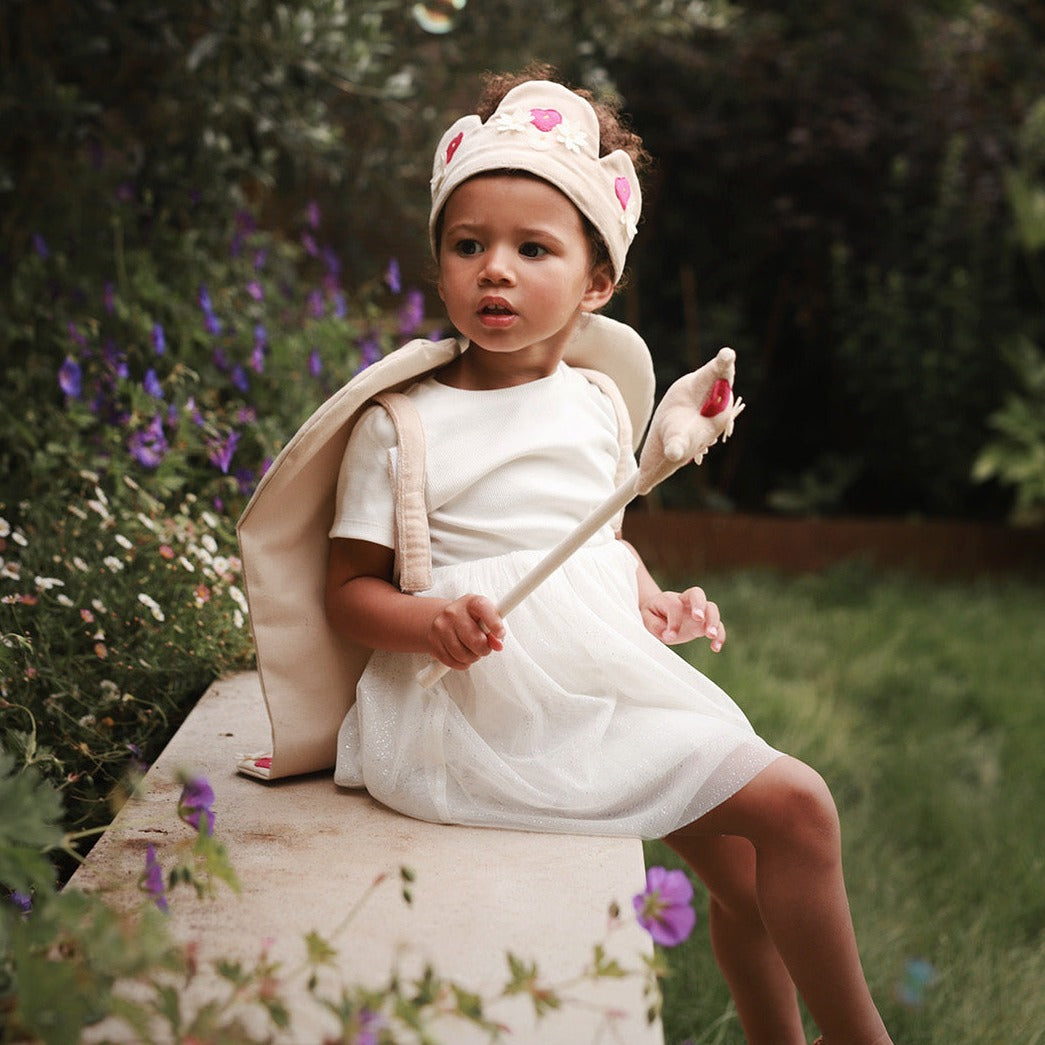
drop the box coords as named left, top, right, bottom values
left=479, top=301, right=516, bottom=326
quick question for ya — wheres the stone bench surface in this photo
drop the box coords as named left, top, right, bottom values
left=70, top=671, right=664, bottom=1044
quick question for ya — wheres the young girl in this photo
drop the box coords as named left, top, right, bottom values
left=324, top=69, right=892, bottom=1045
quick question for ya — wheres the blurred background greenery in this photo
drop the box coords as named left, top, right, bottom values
left=3, top=0, right=1045, bottom=522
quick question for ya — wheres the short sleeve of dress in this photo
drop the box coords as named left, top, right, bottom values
left=329, top=404, right=396, bottom=549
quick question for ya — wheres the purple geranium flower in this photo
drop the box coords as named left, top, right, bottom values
left=10, top=891, right=32, bottom=914
left=307, top=199, right=321, bottom=229
left=385, top=257, right=401, bottom=294
left=207, top=429, right=240, bottom=475
left=178, top=776, right=216, bottom=836
left=58, top=356, right=82, bottom=398
left=397, top=288, right=425, bottom=337
left=198, top=284, right=222, bottom=335
left=67, top=322, right=88, bottom=349
left=633, top=866, right=696, bottom=948
left=357, top=332, right=382, bottom=372
left=308, top=348, right=323, bottom=379
left=246, top=279, right=264, bottom=301
left=128, top=414, right=169, bottom=469
left=231, top=364, right=249, bottom=393
left=32, top=233, right=49, bottom=259
left=143, top=368, right=164, bottom=399
left=322, top=247, right=341, bottom=279
left=141, top=844, right=169, bottom=911
left=151, top=323, right=166, bottom=355
left=307, top=289, right=324, bottom=318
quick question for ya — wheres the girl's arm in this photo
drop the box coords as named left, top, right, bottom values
left=325, top=537, right=506, bottom=670
left=620, top=539, right=726, bottom=651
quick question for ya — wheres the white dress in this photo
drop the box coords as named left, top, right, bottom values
left=330, top=363, right=781, bottom=839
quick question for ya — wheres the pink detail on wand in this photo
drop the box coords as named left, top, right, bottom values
left=615, top=177, right=631, bottom=210
left=446, top=132, right=463, bottom=164
left=700, top=378, right=732, bottom=417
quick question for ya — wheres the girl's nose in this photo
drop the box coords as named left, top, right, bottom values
left=479, top=245, right=515, bottom=284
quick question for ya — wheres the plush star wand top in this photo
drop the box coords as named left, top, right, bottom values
left=416, top=347, right=745, bottom=688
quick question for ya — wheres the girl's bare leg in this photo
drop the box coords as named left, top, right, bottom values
left=668, top=832, right=806, bottom=1044
left=666, top=756, right=892, bottom=1045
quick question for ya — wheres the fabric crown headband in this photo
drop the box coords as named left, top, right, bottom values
left=429, top=80, right=641, bottom=282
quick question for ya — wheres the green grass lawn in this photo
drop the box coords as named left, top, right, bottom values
left=647, top=563, right=1044, bottom=1045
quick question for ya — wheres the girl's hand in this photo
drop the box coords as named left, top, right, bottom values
left=428, top=593, right=506, bottom=670
left=641, top=586, right=726, bottom=652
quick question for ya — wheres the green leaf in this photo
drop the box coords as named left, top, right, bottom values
left=0, top=749, right=64, bottom=892
left=304, top=928, right=338, bottom=966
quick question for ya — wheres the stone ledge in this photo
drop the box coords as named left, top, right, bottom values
left=69, top=671, right=664, bottom=1044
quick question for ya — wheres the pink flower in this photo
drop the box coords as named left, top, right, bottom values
left=633, top=866, right=696, bottom=947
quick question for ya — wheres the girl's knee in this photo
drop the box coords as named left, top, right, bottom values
left=673, top=756, right=841, bottom=855
left=752, top=756, right=841, bottom=849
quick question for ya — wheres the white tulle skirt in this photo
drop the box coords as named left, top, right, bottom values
left=335, top=539, right=781, bottom=839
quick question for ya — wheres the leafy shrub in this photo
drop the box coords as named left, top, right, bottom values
left=0, top=191, right=434, bottom=844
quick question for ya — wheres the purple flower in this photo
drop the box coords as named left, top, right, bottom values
left=67, top=322, right=88, bottom=349
left=151, top=323, right=166, bottom=355
left=308, top=348, right=323, bottom=379
left=185, top=397, right=206, bottom=427
left=321, top=246, right=341, bottom=278
left=357, top=333, right=382, bottom=372
left=9, top=891, right=32, bottom=914
left=252, top=323, right=267, bottom=356
left=354, top=1008, right=386, bottom=1045
left=141, top=844, right=169, bottom=911
left=128, top=414, right=169, bottom=469
left=32, top=233, right=49, bottom=259
left=307, top=289, right=325, bottom=318
left=143, top=368, right=163, bottom=399
left=178, top=776, right=216, bottom=836
left=246, top=279, right=264, bottom=301
left=301, top=231, right=319, bottom=257
left=231, top=364, right=249, bottom=393
left=198, top=284, right=222, bottom=335
left=103, top=341, right=129, bottom=379
left=58, top=356, right=82, bottom=398
left=207, top=429, right=240, bottom=475
left=331, top=291, right=347, bottom=320
left=385, top=258, right=401, bottom=294
left=398, top=288, right=425, bottom=337
left=253, top=248, right=267, bottom=270
left=307, top=199, right=321, bottom=229
left=633, top=866, right=696, bottom=948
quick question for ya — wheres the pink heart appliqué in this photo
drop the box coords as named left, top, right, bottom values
left=446, top=132, right=463, bottom=164
left=530, top=108, right=563, bottom=132
left=615, top=177, right=631, bottom=210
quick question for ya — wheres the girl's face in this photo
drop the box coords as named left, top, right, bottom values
left=437, top=174, right=614, bottom=375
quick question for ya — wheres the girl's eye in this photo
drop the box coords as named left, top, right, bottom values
left=519, top=242, right=548, bottom=259
left=455, top=238, right=483, bottom=257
